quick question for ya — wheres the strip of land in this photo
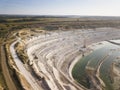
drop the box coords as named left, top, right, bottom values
left=1, top=45, right=17, bottom=90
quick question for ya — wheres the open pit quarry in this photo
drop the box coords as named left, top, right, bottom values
left=10, top=27, right=120, bottom=90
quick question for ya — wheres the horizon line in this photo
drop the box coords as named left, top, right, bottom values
left=0, top=14, right=120, bottom=17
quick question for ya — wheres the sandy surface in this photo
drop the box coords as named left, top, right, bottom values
left=10, top=41, right=43, bottom=90
left=10, top=27, right=120, bottom=90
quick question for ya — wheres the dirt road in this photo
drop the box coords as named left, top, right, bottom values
left=0, top=45, right=17, bottom=90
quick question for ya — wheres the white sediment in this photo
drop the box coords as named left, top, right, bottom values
left=11, top=27, right=120, bottom=90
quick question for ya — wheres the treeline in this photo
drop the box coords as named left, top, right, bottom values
left=0, top=18, right=40, bottom=23
left=0, top=19, right=7, bottom=23
left=1, top=16, right=120, bottom=38
left=11, top=18, right=40, bottom=22
left=43, top=20, right=120, bottom=30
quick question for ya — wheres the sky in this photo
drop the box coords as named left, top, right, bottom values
left=0, top=0, right=120, bottom=16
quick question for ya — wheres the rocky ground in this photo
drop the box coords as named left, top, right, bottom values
left=10, top=27, right=120, bottom=90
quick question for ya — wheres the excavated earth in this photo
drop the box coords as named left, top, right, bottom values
left=10, top=27, right=120, bottom=90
